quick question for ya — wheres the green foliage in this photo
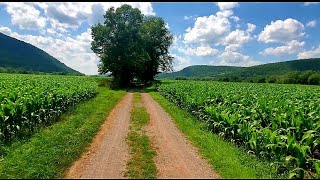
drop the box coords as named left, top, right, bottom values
left=0, top=74, right=97, bottom=143
left=308, top=73, right=320, bottom=85
left=157, top=80, right=320, bottom=178
left=157, top=58, right=320, bottom=86
left=158, top=65, right=241, bottom=79
left=0, top=33, right=82, bottom=75
left=91, top=4, right=173, bottom=87
left=175, top=76, right=187, bottom=80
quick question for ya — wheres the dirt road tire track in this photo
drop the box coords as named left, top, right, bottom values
left=65, top=92, right=133, bottom=179
left=141, top=92, right=221, bottom=179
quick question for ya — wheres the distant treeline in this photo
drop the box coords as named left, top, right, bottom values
left=0, top=67, right=83, bottom=76
left=175, top=70, right=320, bottom=85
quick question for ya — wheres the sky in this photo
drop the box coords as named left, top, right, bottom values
left=0, top=2, right=320, bottom=75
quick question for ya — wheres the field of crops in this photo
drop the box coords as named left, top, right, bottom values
left=157, top=80, right=320, bottom=178
left=0, top=74, right=98, bottom=143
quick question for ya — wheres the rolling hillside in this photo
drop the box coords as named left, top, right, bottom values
left=0, top=33, right=82, bottom=75
left=157, top=58, right=320, bottom=79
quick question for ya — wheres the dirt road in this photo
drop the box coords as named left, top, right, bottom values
left=65, top=92, right=133, bottom=179
left=141, top=92, right=220, bottom=179
left=65, top=91, right=220, bottom=179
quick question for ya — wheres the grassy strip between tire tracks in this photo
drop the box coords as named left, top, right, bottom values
left=148, top=89, right=285, bottom=179
left=125, top=92, right=157, bottom=179
left=0, top=86, right=125, bottom=178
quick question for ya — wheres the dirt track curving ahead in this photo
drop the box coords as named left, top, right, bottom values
left=65, top=92, right=133, bottom=179
left=141, top=92, right=221, bottom=179
left=65, top=91, right=220, bottom=179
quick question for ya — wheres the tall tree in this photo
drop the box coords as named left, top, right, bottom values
left=91, top=4, right=173, bottom=87
left=138, top=16, right=174, bottom=84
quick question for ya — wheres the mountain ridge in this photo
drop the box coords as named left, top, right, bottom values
left=157, top=58, right=320, bottom=79
left=0, top=32, right=83, bottom=75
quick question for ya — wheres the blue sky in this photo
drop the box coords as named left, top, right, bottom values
left=0, top=2, right=320, bottom=74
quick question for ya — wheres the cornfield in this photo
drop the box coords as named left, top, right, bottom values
left=0, top=74, right=98, bottom=143
left=158, top=80, right=320, bottom=179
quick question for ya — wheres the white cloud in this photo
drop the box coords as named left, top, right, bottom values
left=261, top=40, right=305, bottom=56
left=306, top=20, right=317, bottom=28
left=0, top=26, right=12, bottom=35
left=230, top=16, right=240, bottom=22
left=1, top=2, right=155, bottom=32
left=216, top=2, right=239, bottom=11
left=216, top=10, right=234, bottom=18
left=184, top=15, right=195, bottom=20
left=304, top=2, right=320, bottom=6
left=171, top=54, right=192, bottom=71
left=224, top=29, right=251, bottom=45
left=183, top=15, right=198, bottom=21
left=184, top=10, right=232, bottom=44
left=194, top=46, right=219, bottom=56
left=258, top=18, right=305, bottom=43
left=184, top=16, right=190, bottom=20
left=212, top=51, right=261, bottom=67
left=298, top=46, right=320, bottom=59
left=224, top=44, right=241, bottom=52
left=246, top=23, right=256, bottom=33
left=222, top=28, right=254, bottom=51
left=0, top=2, right=47, bottom=30
left=179, top=45, right=219, bottom=57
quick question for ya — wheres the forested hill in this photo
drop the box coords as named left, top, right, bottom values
left=0, top=33, right=82, bottom=75
left=157, top=58, right=320, bottom=79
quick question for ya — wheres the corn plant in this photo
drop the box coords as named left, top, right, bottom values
left=158, top=80, right=320, bottom=179
left=0, top=74, right=98, bottom=143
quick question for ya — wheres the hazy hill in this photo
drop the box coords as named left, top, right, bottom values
left=158, top=58, right=320, bottom=79
left=0, top=33, right=82, bottom=75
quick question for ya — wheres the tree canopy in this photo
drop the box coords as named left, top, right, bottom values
left=91, top=4, right=173, bottom=87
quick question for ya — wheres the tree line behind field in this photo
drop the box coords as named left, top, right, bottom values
left=160, top=58, right=320, bottom=85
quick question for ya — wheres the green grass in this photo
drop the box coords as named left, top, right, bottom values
left=0, top=86, right=125, bottom=178
left=125, top=93, right=157, bottom=179
left=148, top=90, right=285, bottom=179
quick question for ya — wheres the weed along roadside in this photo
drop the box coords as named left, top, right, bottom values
left=125, top=92, right=157, bottom=179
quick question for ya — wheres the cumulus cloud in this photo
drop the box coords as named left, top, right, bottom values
left=230, top=16, right=240, bottom=22
left=181, top=2, right=261, bottom=68
left=171, top=54, right=192, bottom=71
left=184, top=10, right=232, bottom=44
left=0, top=2, right=47, bottom=30
left=0, top=26, right=12, bottom=35
left=258, top=18, right=305, bottom=43
left=178, top=45, right=219, bottom=57
left=183, top=15, right=197, bottom=20
left=216, top=2, right=239, bottom=11
left=211, top=51, right=261, bottom=67
left=306, top=20, right=317, bottom=28
left=223, top=29, right=251, bottom=51
left=1, top=2, right=155, bottom=32
left=261, top=40, right=305, bottom=56
left=246, top=23, right=256, bottom=33
left=183, top=3, right=254, bottom=52
left=298, top=46, right=320, bottom=59
left=46, top=6, right=88, bottom=27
